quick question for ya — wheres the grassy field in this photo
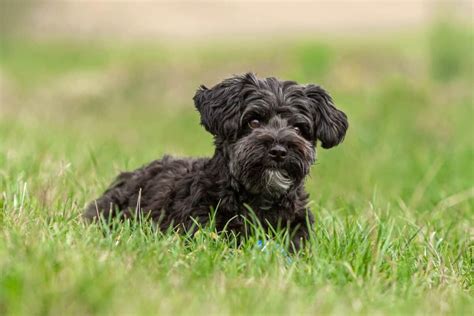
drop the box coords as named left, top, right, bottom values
left=0, top=23, right=473, bottom=315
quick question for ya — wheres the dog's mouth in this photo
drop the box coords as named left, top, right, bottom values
left=263, top=168, right=293, bottom=195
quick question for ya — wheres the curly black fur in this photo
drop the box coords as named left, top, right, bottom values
left=84, top=73, right=348, bottom=250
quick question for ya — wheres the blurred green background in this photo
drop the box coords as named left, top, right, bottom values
left=0, top=1, right=473, bottom=315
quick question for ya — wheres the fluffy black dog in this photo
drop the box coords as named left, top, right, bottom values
left=84, top=73, right=348, bottom=250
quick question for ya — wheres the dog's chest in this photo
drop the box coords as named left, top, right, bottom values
left=243, top=198, right=294, bottom=223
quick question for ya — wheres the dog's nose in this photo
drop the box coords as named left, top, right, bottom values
left=269, top=144, right=288, bottom=161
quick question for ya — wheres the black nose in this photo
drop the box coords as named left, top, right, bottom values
left=269, top=144, right=288, bottom=161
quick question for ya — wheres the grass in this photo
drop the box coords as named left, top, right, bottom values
left=0, top=23, right=473, bottom=315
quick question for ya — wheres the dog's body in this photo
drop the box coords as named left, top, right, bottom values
left=84, top=73, right=348, bottom=250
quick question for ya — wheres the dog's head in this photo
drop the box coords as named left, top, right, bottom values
left=194, top=73, right=348, bottom=196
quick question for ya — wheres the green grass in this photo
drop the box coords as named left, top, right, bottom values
left=0, top=25, right=473, bottom=315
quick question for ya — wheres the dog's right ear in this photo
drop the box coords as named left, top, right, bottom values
left=193, top=73, right=258, bottom=138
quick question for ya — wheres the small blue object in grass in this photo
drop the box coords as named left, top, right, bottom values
left=256, top=239, right=293, bottom=264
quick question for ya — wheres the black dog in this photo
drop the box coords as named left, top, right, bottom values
left=84, top=73, right=348, bottom=250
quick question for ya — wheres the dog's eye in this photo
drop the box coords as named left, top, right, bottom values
left=293, top=126, right=302, bottom=135
left=248, top=119, right=261, bottom=129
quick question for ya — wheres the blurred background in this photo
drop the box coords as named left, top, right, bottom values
left=0, top=0, right=472, bottom=214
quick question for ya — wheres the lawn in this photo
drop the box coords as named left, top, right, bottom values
left=0, top=22, right=473, bottom=315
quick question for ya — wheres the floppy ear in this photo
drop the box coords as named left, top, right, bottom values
left=305, top=85, right=348, bottom=149
left=193, top=73, right=257, bottom=138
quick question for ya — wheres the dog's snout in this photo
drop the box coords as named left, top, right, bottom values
left=269, top=144, right=287, bottom=161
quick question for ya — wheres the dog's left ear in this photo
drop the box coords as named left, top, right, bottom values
left=305, top=85, right=348, bottom=149
left=193, top=73, right=258, bottom=138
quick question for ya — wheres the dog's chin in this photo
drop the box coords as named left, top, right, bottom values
left=236, top=166, right=294, bottom=197
left=262, top=168, right=293, bottom=196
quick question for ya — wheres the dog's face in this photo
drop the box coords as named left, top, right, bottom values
left=194, top=73, right=348, bottom=196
